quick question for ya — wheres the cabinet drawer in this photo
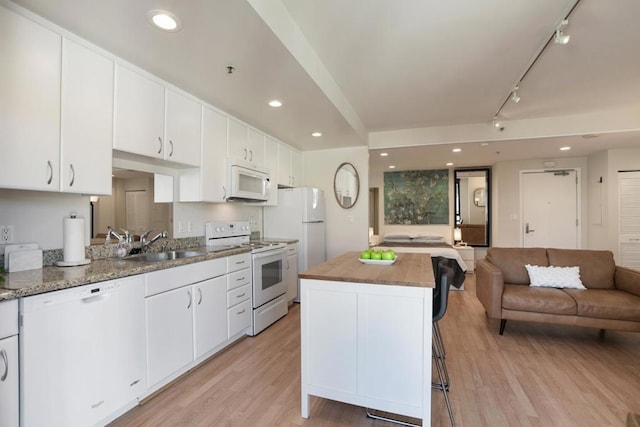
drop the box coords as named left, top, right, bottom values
left=227, top=268, right=251, bottom=291
left=227, top=300, right=251, bottom=337
left=0, top=299, right=18, bottom=339
left=145, top=258, right=226, bottom=296
left=227, top=253, right=251, bottom=274
left=227, top=284, right=251, bottom=308
left=286, top=244, right=297, bottom=256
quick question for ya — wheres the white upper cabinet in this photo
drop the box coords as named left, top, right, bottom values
left=228, top=118, right=265, bottom=168
left=278, top=142, right=302, bottom=187
left=180, top=106, right=227, bottom=202
left=0, top=5, right=61, bottom=192
left=114, top=64, right=166, bottom=159
left=262, top=136, right=279, bottom=206
left=61, top=38, right=113, bottom=195
left=164, top=89, right=201, bottom=167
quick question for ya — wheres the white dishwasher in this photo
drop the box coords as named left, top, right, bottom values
left=20, top=275, right=146, bottom=427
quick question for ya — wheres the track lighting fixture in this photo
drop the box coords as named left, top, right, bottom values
left=511, top=86, right=521, bottom=103
left=554, top=19, right=570, bottom=44
left=492, top=116, right=504, bottom=131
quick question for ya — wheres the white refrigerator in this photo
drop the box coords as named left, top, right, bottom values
left=264, top=187, right=326, bottom=301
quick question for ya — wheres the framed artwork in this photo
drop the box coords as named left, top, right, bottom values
left=384, top=169, right=449, bottom=224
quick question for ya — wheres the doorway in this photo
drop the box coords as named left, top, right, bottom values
left=521, top=169, right=579, bottom=248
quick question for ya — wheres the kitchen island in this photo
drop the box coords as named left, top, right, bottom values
left=299, top=251, right=435, bottom=425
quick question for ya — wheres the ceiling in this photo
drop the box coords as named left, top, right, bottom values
left=10, top=0, right=640, bottom=169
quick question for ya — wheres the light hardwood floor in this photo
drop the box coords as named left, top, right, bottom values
left=110, top=275, right=640, bottom=426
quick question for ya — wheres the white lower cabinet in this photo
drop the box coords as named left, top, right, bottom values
left=145, top=256, right=251, bottom=393
left=194, top=276, right=228, bottom=360
left=19, top=276, right=146, bottom=427
left=146, top=285, right=195, bottom=387
left=0, top=300, right=18, bottom=427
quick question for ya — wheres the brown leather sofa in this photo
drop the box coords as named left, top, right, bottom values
left=476, top=247, right=640, bottom=335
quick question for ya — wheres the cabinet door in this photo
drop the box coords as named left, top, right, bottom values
left=247, top=128, right=265, bottom=167
left=228, top=118, right=249, bottom=162
left=278, top=143, right=292, bottom=187
left=0, top=335, right=18, bottom=427
left=200, top=106, right=228, bottom=202
left=262, top=137, right=279, bottom=206
left=146, top=286, right=194, bottom=387
left=194, top=277, right=227, bottom=360
left=114, top=64, right=165, bottom=159
left=0, top=5, right=61, bottom=191
left=286, top=251, right=298, bottom=302
left=291, top=148, right=302, bottom=187
left=165, top=89, right=201, bottom=166
left=61, top=38, right=113, bottom=195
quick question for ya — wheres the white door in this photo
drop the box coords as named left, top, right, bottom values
left=193, top=276, right=227, bottom=359
left=522, top=170, right=578, bottom=248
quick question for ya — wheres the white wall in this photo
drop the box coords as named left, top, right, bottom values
left=492, top=156, right=589, bottom=247
left=302, top=146, right=369, bottom=259
left=0, top=189, right=90, bottom=250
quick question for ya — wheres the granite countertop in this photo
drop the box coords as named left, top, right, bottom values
left=0, top=246, right=251, bottom=301
left=299, top=251, right=435, bottom=288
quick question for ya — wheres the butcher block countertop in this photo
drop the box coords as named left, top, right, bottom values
left=299, top=251, right=435, bottom=288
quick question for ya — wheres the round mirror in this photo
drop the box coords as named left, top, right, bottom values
left=333, top=162, right=360, bottom=209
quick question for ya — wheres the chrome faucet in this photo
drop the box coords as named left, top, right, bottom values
left=106, top=227, right=125, bottom=245
left=140, top=230, right=168, bottom=253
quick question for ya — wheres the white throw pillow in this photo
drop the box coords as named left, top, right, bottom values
left=525, top=264, right=586, bottom=289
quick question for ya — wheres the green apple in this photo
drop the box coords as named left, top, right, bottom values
left=360, top=250, right=371, bottom=259
left=371, top=251, right=382, bottom=260
left=381, top=250, right=395, bottom=261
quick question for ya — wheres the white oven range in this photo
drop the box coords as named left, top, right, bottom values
left=205, top=221, right=288, bottom=336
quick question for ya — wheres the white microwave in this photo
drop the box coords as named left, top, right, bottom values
left=227, top=162, right=271, bottom=202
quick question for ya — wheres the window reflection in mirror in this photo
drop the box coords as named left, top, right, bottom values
left=334, top=162, right=360, bottom=209
left=454, top=168, right=490, bottom=247
left=90, top=169, right=172, bottom=244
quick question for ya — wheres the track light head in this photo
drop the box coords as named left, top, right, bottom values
left=554, top=19, right=570, bottom=44
left=492, top=117, right=504, bottom=131
left=511, top=86, right=521, bottom=103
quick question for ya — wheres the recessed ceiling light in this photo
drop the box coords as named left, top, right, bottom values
left=481, top=142, right=489, bottom=147
left=268, top=100, right=283, bottom=108
left=147, top=10, right=182, bottom=32
left=446, top=162, right=454, bottom=166
left=380, top=152, right=388, bottom=157
left=560, top=146, right=571, bottom=151
left=452, top=148, right=462, bottom=153
left=389, top=165, right=396, bottom=169
left=311, top=132, right=322, bottom=137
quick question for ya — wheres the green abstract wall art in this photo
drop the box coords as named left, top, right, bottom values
left=384, top=169, right=449, bottom=224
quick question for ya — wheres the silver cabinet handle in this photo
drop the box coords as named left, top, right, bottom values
left=236, top=276, right=245, bottom=281
left=236, top=293, right=246, bottom=298
left=236, top=309, right=246, bottom=315
left=46, top=160, right=53, bottom=185
left=91, top=400, right=104, bottom=409
left=157, top=137, right=163, bottom=154
left=1, top=349, right=8, bottom=382
left=243, top=148, right=247, bottom=160
left=236, top=260, right=246, bottom=265
left=69, top=163, right=75, bottom=187
left=169, top=140, right=174, bottom=157
left=249, top=150, right=253, bottom=162
left=286, top=260, right=290, bottom=270
left=197, top=287, right=203, bottom=305
left=187, top=290, right=192, bottom=309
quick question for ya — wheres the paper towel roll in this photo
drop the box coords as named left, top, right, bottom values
left=63, top=215, right=86, bottom=263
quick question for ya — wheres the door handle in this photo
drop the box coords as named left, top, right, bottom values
left=197, top=287, right=203, bottom=305
left=1, top=349, right=8, bottom=382
left=46, top=160, right=53, bottom=185
left=525, top=223, right=536, bottom=234
left=187, top=290, right=192, bottom=309
left=69, top=163, right=75, bottom=187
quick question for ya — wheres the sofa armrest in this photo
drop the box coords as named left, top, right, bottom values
left=615, top=266, right=640, bottom=298
left=475, top=259, right=505, bottom=319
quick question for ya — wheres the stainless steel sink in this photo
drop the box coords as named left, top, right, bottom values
left=125, top=250, right=206, bottom=262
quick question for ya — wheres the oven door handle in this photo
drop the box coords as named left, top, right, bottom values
left=252, top=248, right=286, bottom=260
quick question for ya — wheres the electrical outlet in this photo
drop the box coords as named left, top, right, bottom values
left=1, top=225, right=14, bottom=244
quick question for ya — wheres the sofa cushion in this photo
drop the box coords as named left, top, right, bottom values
left=503, top=284, right=577, bottom=315
left=486, top=248, right=549, bottom=285
left=547, top=249, right=616, bottom=289
left=525, top=264, right=586, bottom=289
left=563, top=289, right=640, bottom=321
